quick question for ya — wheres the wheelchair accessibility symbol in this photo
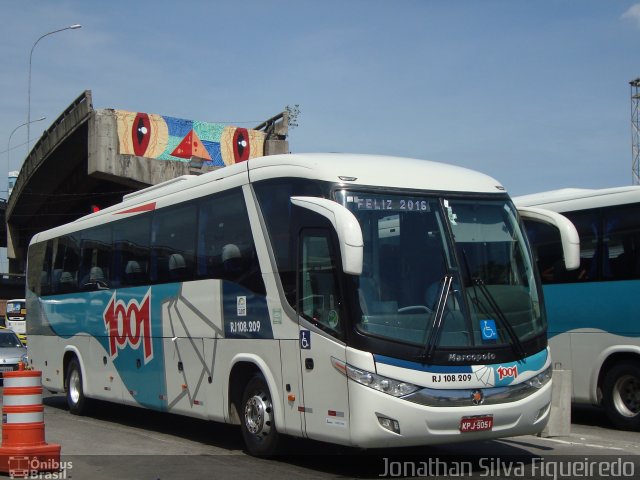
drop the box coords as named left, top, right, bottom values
left=300, top=330, right=311, bottom=349
left=480, top=319, right=497, bottom=341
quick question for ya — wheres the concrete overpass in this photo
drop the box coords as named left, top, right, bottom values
left=5, top=90, right=289, bottom=275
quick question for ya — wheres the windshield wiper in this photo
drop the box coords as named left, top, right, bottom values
left=418, top=275, right=452, bottom=363
left=458, top=247, right=527, bottom=360
left=471, top=278, right=527, bottom=359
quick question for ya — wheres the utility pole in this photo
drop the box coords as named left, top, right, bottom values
left=631, top=78, right=640, bottom=185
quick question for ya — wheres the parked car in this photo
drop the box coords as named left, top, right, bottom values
left=0, top=326, right=27, bottom=346
left=0, top=329, right=28, bottom=378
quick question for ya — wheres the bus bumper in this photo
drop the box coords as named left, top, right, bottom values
left=347, top=379, right=552, bottom=448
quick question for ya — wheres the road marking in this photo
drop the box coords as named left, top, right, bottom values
left=534, top=436, right=626, bottom=451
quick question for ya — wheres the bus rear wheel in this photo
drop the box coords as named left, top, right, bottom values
left=66, top=358, right=89, bottom=415
left=602, top=361, right=640, bottom=431
left=240, top=374, right=280, bottom=457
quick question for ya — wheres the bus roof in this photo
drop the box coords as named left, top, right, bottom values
left=513, top=185, right=640, bottom=213
left=245, top=153, right=504, bottom=193
left=30, top=153, right=506, bottom=244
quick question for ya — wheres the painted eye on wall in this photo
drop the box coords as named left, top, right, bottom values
left=219, top=126, right=265, bottom=165
left=132, top=113, right=151, bottom=156
left=233, top=128, right=250, bottom=162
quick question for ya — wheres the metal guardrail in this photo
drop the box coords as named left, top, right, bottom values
left=254, top=110, right=289, bottom=138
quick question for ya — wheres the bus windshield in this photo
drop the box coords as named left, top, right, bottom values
left=338, top=191, right=544, bottom=353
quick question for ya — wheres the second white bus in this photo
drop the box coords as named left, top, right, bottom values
left=516, top=186, right=640, bottom=431
left=4, top=298, right=27, bottom=345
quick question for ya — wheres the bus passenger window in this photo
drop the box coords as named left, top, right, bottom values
left=51, top=234, right=80, bottom=294
left=113, top=214, right=150, bottom=287
left=78, top=226, right=112, bottom=291
left=27, top=241, right=50, bottom=296
left=151, top=203, right=196, bottom=284
left=197, top=189, right=265, bottom=295
left=604, top=206, right=640, bottom=281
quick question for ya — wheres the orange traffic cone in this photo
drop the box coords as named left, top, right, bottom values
left=0, top=364, right=62, bottom=476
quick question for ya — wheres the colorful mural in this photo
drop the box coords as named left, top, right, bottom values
left=115, top=110, right=266, bottom=166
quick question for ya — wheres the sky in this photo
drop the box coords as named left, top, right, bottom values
left=1, top=0, right=640, bottom=200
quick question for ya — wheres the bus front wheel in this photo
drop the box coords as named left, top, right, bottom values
left=66, top=358, right=89, bottom=415
left=602, top=361, right=640, bottom=431
left=240, top=374, right=280, bottom=457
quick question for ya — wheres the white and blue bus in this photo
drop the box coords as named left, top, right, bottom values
left=2, top=298, right=27, bottom=345
left=516, top=186, right=640, bottom=431
left=26, top=153, right=577, bottom=455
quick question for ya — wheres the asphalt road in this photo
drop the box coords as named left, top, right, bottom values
left=0, top=392, right=638, bottom=479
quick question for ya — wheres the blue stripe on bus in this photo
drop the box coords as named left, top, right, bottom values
left=543, top=280, right=640, bottom=338
left=374, top=348, right=548, bottom=386
left=40, top=280, right=273, bottom=410
left=41, top=284, right=180, bottom=410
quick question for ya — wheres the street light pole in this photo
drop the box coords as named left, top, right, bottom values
left=27, top=24, right=82, bottom=154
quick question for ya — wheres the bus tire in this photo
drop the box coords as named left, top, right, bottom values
left=66, top=358, right=89, bottom=415
left=602, top=361, right=640, bottom=431
left=240, top=374, right=280, bottom=457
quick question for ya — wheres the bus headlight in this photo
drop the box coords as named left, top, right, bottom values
left=525, top=365, right=552, bottom=389
left=331, top=357, right=419, bottom=397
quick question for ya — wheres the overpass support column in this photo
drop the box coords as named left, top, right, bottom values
left=7, top=224, right=25, bottom=275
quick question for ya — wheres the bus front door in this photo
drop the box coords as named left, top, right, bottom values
left=297, top=228, right=350, bottom=444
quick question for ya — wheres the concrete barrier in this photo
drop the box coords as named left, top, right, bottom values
left=540, top=368, right=572, bottom=437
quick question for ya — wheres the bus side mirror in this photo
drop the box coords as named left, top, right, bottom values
left=290, top=196, right=364, bottom=275
left=517, top=206, right=580, bottom=271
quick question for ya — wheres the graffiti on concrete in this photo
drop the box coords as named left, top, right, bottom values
left=115, top=110, right=265, bottom=166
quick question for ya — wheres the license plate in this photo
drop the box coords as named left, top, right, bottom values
left=460, top=415, right=493, bottom=432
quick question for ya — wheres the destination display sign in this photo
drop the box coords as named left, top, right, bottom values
left=346, top=195, right=432, bottom=212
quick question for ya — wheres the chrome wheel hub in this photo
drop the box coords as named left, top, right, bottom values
left=613, top=374, right=640, bottom=418
left=244, top=393, right=271, bottom=436
left=69, top=369, right=81, bottom=405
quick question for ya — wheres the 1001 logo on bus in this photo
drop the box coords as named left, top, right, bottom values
left=103, top=290, right=153, bottom=363
left=496, top=365, right=518, bottom=381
